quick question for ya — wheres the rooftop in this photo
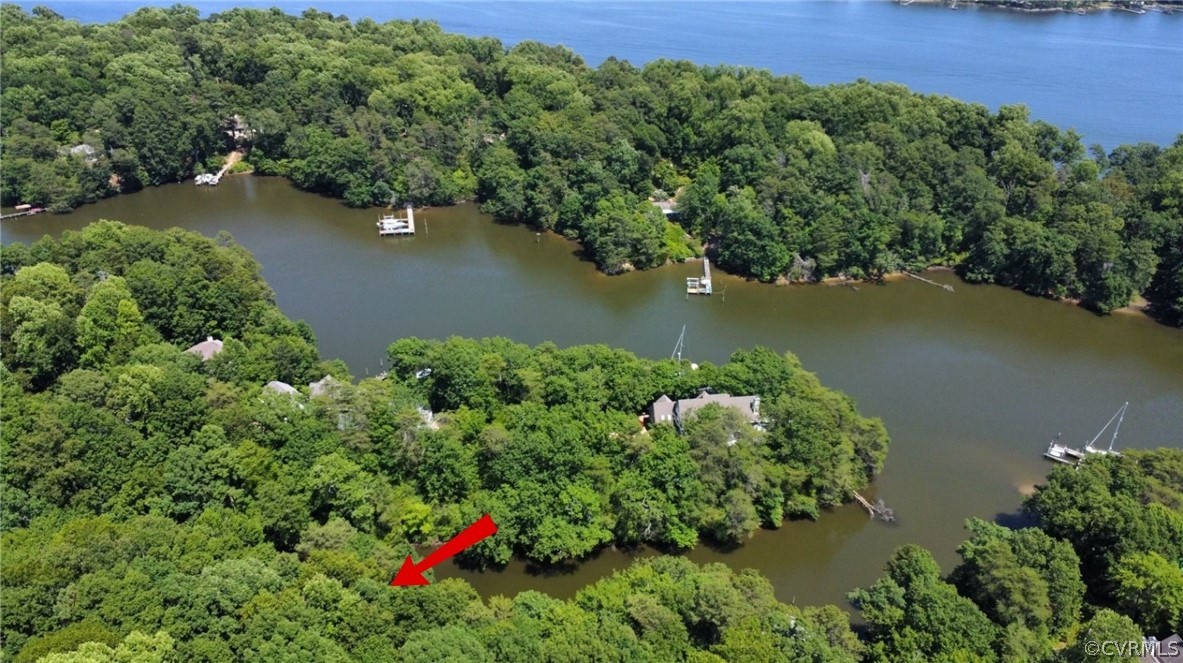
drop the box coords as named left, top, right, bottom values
left=185, top=336, right=224, bottom=361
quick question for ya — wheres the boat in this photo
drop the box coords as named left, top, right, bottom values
left=1044, top=434, right=1086, bottom=464
left=1042, top=402, right=1128, bottom=465
left=377, top=205, right=415, bottom=236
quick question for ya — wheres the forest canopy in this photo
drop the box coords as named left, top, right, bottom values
left=2, top=222, right=887, bottom=660
left=1, top=5, right=1181, bottom=322
left=2, top=222, right=1179, bottom=662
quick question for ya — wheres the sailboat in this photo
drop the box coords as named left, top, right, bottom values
left=1043, top=402, right=1128, bottom=465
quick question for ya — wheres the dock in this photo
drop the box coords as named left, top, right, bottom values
left=853, top=491, right=895, bottom=522
left=1041, top=402, right=1128, bottom=466
left=378, top=205, right=415, bottom=236
left=906, top=272, right=954, bottom=292
left=1, top=205, right=44, bottom=220
left=194, top=151, right=243, bottom=186
left=687, top=257, right=713, bottom=295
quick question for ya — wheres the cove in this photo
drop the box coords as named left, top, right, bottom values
left=3, top=174, right=1181, bottom=607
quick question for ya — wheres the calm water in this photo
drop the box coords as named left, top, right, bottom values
left=3, top=176, right=1181, bottom=607
left=18, top=1, right=1183, bottom=149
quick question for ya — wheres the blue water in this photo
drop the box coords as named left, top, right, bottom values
left=16, top=1, right=1183, bottom=148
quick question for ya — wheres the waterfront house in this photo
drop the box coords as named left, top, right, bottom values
left=648, top=391, right=762, bottom=433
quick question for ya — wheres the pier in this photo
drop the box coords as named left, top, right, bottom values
left=378, top=205, right=416, bottom=236
left=907, top=272, right=955, bottom=292
left=0, top=205, right=44, bottom=220
left=194, top=151, right=244, bottom=186
left=687, top=257, right=713, bottom=295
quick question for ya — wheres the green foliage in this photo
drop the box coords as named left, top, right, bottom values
left=1023, top=449, right=1183, bottom=607
left=2, top=6, right=1178, bottom=320
left=2, top=223, right=885, bottom=661
left=850, top=545, right=999, bottom=663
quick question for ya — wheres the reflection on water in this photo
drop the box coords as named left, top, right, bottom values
left=4, top=176, right=1180, bottom=607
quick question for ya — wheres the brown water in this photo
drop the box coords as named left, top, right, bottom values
left=4, top=175, right=1181, bottom=607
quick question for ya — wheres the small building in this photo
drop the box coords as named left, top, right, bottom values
left=1141, top=634, right=1183, bottom=663
left=265, top=381, right=299, bottom=396
left=308, top=375, right=342, bottom=398
left=653, top=200, right=677, bottom=217
left=649, top=391, right=761, bottom=433
left=69, top=144, right=98, bottom=163
left=185, top=336, right=224, bottom=361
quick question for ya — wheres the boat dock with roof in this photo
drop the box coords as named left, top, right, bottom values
left=378, top=205, right=415, bottom=236
left=687, top=257, right=713, bottom=295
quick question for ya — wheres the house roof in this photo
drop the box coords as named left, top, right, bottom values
left=185, top=336, right=223, bottom=361
left=1141, top=634, right=1183, bottom=663
left=265, top=381, right=299, bottom=395
left=308, top=375, right=341, bottom=397
left=678, top=392, right=761, bottom=423
left=653, top=201, right=677, bottom=215
left=648, top=392, right=761, bottom=430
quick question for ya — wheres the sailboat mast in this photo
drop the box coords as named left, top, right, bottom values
left=1108, top=402, right=1128, bottom=453
left=671, top=324, right=686, bottom=363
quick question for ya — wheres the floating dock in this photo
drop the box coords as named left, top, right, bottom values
left=378, top=205, right=415, bottom=236
left=687, top=257, right=713, bottom=295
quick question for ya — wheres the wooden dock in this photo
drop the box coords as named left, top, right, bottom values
left=378, top=205, right=415, bottom=236
left=687, top=257, right=713, bottom=295
left=907, top=272, right=954, bottom=292
left=1, top=206, right=44, bottom=220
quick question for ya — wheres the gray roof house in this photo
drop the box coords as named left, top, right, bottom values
left=649, top=391, right=761, bottom=432
left=308, top=375, right=342, bottom=397
left=265, top=381, right=299, bottom=396
left=185, top=336, right=224, bottom=361
left=1141, top=634, right=1183, bottom=663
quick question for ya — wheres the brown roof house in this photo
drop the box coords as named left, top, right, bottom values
left=185, top=336, right=224, bottom=361
left=649, top=391, right=762, bottom=433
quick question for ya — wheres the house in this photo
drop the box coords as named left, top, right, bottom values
left=652, top=200, right=677, bottom=217
left=1141, top=634, right=1183, bottom=663
left=308, top=375, right=342, bottom=397
left=69, top=144, right=98, bottom=164
left=265, top=381, right=299, bottom=396
left=648, top=391, right=762, bottom=432
left=185, top=336, right=224, bottom=361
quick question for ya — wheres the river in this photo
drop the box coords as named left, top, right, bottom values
left=19, top=0, right=1183, bottom=149
left=3, top=175, right=1181, bottom=607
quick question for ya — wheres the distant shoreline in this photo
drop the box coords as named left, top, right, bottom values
left=898, top=0, right=1181, bottom=14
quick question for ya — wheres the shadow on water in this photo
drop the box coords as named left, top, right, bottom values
left=993, top=508, right=1038, bottom=530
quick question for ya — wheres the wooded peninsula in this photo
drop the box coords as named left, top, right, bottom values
left=1, top=6, right=1181, bottom=324
left=2, top=222, right=1181, bottom=661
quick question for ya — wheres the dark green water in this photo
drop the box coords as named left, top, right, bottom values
left=4, top=175, right=1181, bottom=607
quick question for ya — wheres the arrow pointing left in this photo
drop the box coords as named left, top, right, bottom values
left=390, top=514, right=498, bottom=587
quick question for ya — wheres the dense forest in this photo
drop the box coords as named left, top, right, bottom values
left=2, top=6, right=1181, bottom=323
left=3, top=224, right=1181, bottom=661
left=2, top=222, right=886, bottom=660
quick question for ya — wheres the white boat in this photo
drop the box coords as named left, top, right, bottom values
left=1042, top=402, right=1128, bottom=465
left=377, top=205, right=415, bottom=236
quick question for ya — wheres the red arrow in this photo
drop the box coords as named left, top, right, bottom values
left=390, top=514, right=498, bottom=586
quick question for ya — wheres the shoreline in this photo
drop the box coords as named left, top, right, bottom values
left=897, top=0, right=1180, bottom=13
